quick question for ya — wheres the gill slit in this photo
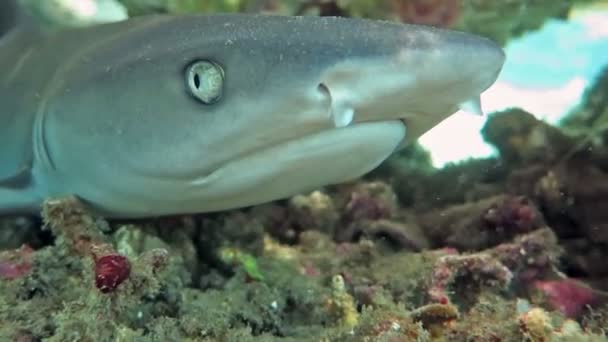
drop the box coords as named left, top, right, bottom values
left=33, top=104, right=55, bottom=172
left=4, top=46, right=34, bottom=85
left=29, top=23, right=144, bottom=175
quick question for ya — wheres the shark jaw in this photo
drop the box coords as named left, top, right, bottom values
left=186, top=120, right=406, bottom=211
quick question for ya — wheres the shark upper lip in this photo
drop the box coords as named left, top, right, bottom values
left=199, top=118, right=407, bottom=180
left=208, top=114, right=407, bottom=178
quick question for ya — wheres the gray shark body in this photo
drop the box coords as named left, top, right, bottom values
left=0, top=1, right=505, bottom=217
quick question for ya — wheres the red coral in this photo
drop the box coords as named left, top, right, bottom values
left=534, top=279, right=596, bottom=318
left=393, top=0, right=461, bottom=28
left=95, top=254, right=130, bottom=293
left=428, top=251, right=513, bottom=304
left=343, top=193, right=392, bottom=223
left=0, top=245, right=33, bottom=280
left=483, top=196, right=540, bottom=235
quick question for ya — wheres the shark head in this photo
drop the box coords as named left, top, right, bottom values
left=39, top=14, right=505, bottom=217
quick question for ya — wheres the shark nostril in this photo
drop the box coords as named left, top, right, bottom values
left=317, top=82, right=355, bottom=128
left=317, top=81, right=332, bottom=113
left=317, top=82, right=331, bottom=99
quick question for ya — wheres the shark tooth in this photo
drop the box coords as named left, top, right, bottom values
left=458, top=95, right=483, bottom=116
left=332, top=105, right=355, bottom=128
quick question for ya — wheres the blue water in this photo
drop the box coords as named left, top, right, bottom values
left=501, top=17, right=608, bottom=88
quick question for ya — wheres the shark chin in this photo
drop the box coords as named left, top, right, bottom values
left=186, top=120, right=406, bottom=213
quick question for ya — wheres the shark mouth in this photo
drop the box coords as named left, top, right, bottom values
left=321, top=77, right=485, bottom=131
left=189, top=120, right=406, bottom=212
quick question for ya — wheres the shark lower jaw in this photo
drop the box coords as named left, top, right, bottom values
left=185, top=120, right=406, bottom=213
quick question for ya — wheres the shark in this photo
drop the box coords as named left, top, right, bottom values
left=0, top=1, right=505, bottom=218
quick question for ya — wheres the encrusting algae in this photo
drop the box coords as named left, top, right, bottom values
left=326, top=274, right=359, bottom=331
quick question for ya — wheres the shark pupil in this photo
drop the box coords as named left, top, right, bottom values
left=185, top=60, right=224, bottom=104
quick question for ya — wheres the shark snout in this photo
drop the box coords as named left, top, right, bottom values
left=461, top=37, right=506, bottom=91
left=316, top=30, right=505, bottom=129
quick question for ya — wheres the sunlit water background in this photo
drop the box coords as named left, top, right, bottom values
left=420, top=7, right=608, bottom=167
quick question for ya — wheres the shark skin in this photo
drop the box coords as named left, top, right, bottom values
left=0, top=2, right=505, bottom=218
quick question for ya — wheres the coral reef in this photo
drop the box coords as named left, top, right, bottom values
left=24, top=0, right=598, bottom=46
left=0, top=245, right=33, bottom=280
left=2, top=184, right=606, bottom=340
left=21, top=0, right=127, bottom=26
left=112, top=0, right=598, bottom=45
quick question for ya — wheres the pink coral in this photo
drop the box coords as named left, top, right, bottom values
left=428, top=252, right=513, bottom=304
left=534, top=279, right=596, bottom=318
left=483, top=196, right=541, bottom=234
left=0, top=245, right=33, bottom=280
left=393, top=0, right=461, bottom=28
left=343, top=193, right=392, bottom=223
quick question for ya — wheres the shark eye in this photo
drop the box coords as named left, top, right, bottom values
left=186, top=60, right=224, bottom=104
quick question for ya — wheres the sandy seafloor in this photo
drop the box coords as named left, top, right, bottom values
left=1, top=1, right=608, bottom=341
